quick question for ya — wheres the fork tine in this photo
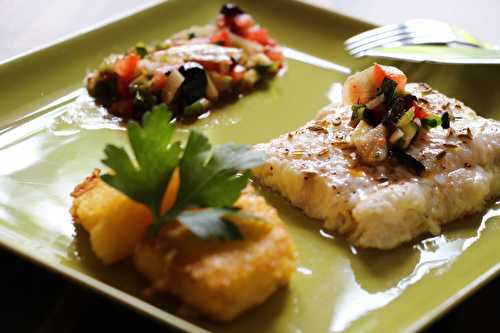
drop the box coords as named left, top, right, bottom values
left=347, top=29, right=457, bottom=55
left=349, top=36, right=456, bottom=57
left=345, top=19, right=453, bottom=50
left=345, top=19, right=485, bottom=59
left=346, top=28, right=416, bottom=51
left=344, top=23, right=404, bottom=46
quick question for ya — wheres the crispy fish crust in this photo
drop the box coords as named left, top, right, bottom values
left=134, top=185, right=296, bottom=322
left=253, top=83, right=500, bottom=249
left=71, top=172, right=296, bottom=321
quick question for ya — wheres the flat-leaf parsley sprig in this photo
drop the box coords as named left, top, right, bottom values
left=101, top=104, right=265, bottom=240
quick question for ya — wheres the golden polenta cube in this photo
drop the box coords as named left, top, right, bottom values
left=70, top=170, right=152, bottom=264
left=134, top=185, right=296, bottom=321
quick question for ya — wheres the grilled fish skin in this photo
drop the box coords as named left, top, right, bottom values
left=253, top=83, right=500, bottom=249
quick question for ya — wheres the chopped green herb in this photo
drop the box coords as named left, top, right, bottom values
left=135, top=42, right=148, bottom=58
left=351, top=104, right=379, bottom=126
left=183, top=98, right=211, bottom=116
left=396, top=108, right=415, bottom=127
left=395, top=122, right=419, bottom=150
left=421, top=115, right=442, bottom=129
left=351, top=104, right=365, bottom=121
left=255, top=63, right=278, bottom=75
left=101, top=104, right=266, bottom=240
left=378, top=77, right=397, bottom=105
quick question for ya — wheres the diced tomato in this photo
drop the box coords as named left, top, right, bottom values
left=265, top=49, right=284, bottom=64
left=216, top=14, right=227, bottom=28
left=117, top=78, right=131, bottom=97
left=266, top=38, right=278, bottom=47
left=234, top=14, right=255, bottom=30
left=373, top=63, right=407, bottom=92
left=109, top=99, right=134, bottom=118
left=114, top=54, right=140, bottom=82
left=231, top=64, right=245, bottom=82
left=197, top=60, right=220, bottom=72
left=244, top=26, right=270, bottom=45
left=413, top=102, right=428, bottom=119
left=210, top=28, right=231, bottom=46
left=151, top=71, right=167, bottom=92
left=218, top=62, right=231, bottom=75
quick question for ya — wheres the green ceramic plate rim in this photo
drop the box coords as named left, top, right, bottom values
left=0, top=1, right=498, bottom=333
left=406, top=263, right=499, bottom=332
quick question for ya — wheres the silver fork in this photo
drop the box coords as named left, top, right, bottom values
left=345, top=19, right=485, bottom=57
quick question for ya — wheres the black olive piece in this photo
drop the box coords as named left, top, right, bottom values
left=389, top=148, right=425, bottom=176
left=133, top=89, right=157, bottom=112
left=385, top=94, right=417, bottom=125
left=131, top=108, right=145, bottom=122
left=441, top=112, right=450, bottom=129
left=220, top=3, right=244, bottom=16
left=362, top=108, right=379, bottom=127
left=177, top=62, right=207, bottom=107
left=92, top=74, right=118, bottom=105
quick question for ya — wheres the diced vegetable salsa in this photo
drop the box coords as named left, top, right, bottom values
left=85, top=3, right=284, bottom=121
left=345, top=64, right=452, bottom=174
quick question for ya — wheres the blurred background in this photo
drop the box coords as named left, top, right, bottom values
left=1, top=0, right=499, bottom=62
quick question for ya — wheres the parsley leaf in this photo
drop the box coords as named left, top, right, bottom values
left=101, top=104, right=181, bottom=216
left=176, top=208, right=244, bottom=240
left=100, top=104, right=266, bottom=240
left=177, top=131, right=264, bottom=207
left=153, top=130, right=266, bottom=236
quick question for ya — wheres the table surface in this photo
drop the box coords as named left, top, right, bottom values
left=1, top=1, right=499, bottom=332
left=2, top=0, right=500, bottom=62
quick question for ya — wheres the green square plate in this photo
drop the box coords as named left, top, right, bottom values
left=0, top=1, right=499, bottom=332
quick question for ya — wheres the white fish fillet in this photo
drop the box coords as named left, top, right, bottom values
left=253, top=83, right=500, bottom=249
